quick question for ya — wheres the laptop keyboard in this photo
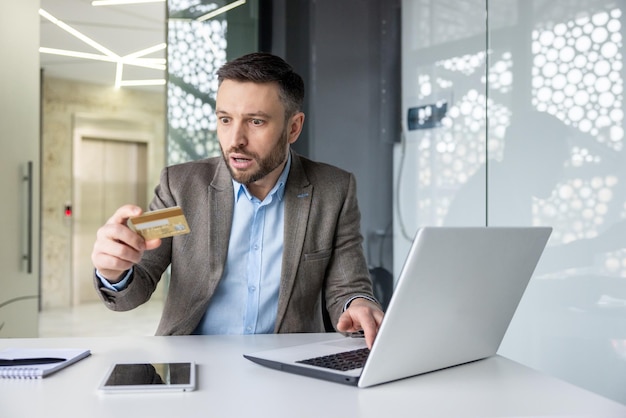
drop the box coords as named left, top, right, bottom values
left=296, top=348, right=370, bottom=371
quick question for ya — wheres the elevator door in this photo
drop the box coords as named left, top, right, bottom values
left=73, top=137, right=148, bottom=304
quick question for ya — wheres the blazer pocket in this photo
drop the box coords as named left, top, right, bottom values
left=303, top=249, right=332, bottom=262
left=301, top=249, right=332, bottom=289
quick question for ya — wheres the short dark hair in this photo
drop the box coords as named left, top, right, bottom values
left=216, top=52, right=305, bottom=118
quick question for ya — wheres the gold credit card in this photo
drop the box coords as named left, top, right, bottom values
left=127, top=206, right=191, bottom=240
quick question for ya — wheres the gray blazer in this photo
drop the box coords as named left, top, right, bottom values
left=95, top=150, right=376, bottom=335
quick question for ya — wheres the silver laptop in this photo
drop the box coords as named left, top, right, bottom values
left=244, top=226, right=552, bottom=388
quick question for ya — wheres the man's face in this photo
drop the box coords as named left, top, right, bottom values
left=216, top=80, right=302, bottom=186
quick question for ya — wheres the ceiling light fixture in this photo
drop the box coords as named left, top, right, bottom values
left=39, top=47, right=165, bottom=69
left=119, top=79, right=167, bottom=87
left=196, top=0, right=246, bottom=22
left=39, top=9, right=166, bottom=88
left=39, top=9, right=117, bottom=57
left=91, top=0, right=165, bottom=6
left=39, top=47, right=119, bottom=63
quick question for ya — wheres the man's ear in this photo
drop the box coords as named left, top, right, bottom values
left=288, top=112, right=305, bottom=144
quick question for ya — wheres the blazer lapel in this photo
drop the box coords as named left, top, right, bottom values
left=275, top=151, right=312, bottom=330
left=206, top=158, right=234, bottom=295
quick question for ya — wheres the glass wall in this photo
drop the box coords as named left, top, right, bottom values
left=491, top=1, right=626, bottom=404
left=396, top=0, right=626, bottom=404
left=167, top=0, right=259, bottom=165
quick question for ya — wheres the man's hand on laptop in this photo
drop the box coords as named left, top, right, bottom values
left=337, top=298, right=384, bottom=349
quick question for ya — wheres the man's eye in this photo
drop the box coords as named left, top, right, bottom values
left=219, top=117, right=230, bottom=124
left=251, top=119, right=264, bottom=126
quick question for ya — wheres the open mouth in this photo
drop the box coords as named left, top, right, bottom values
left=230, top=154, right=254, bottom=169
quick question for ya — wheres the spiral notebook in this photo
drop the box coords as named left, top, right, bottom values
left=0, top=348, right=91, bottom=379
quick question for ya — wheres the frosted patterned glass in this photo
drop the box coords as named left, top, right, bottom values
left=397, top=0, right=626, bottom=405
left=167, top=0, right=258, bottom=165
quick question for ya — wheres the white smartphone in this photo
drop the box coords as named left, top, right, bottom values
left=99, top=362, right=196, bottom=393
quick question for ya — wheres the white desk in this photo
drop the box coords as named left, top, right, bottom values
left=1, top=333, right=625, bottom=418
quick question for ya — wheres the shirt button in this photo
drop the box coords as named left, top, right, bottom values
left=249, top=286, right=256, bottom=292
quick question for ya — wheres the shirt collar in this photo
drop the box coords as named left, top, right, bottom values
left=233, top=152, right=291, bottom=203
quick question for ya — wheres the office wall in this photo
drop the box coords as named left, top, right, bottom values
left=396, top=0, right=626, bottom=404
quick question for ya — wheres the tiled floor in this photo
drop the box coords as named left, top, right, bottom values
left=38, top=299, right=163, bottom=338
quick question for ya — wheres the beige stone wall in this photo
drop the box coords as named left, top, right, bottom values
left=41, top=76, right=166, bottom=309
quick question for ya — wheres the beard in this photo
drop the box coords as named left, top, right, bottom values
left=221, top=127, right=289, bottom=185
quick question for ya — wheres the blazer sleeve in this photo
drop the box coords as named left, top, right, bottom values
left=322, top=173, right=379, bottom=326
left=94, top=158, right=226, bottom=336
left=92, top=166, right=180, bottom=312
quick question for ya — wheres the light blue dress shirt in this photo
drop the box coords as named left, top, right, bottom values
left=192, top=155, right=290, bottom=335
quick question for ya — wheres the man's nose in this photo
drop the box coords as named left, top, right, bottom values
left=228, top=121, right=247, bottom=149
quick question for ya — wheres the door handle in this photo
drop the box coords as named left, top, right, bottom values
left=22, top=161, right=33, bottom=274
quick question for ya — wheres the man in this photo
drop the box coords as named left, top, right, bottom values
left=91, top=52, right=383, bottom=348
